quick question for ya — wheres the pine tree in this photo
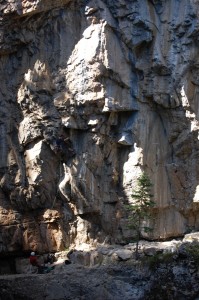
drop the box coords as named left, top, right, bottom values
left=126, top=172, right=155, bottom=259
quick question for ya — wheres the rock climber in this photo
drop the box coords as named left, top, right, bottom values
left=29, top=252, right=55, bottom=274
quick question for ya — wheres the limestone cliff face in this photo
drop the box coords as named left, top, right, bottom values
left=0, top=0, right=199, bottom=254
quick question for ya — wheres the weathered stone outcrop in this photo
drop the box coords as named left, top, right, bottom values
left=0, top=0, right=199, bottom=254
left=1, top=237, right=199, bottom=300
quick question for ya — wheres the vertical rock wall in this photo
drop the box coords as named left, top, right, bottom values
left=0, top=0, right=199, bottom=253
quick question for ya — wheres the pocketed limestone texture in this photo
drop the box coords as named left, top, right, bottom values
left=0, top=0, right=199, bottom=253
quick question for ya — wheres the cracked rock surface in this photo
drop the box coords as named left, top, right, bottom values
left=0, top=0, right=199, bottom=254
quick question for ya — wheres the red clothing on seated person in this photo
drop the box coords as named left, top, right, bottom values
left=29, top=255, right=38, bottom=266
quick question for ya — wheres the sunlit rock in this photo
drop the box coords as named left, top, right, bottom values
left=0, top=0, right=199, bottom=254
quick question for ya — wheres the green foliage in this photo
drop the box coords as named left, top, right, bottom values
left=184, top=243, right=199, bottom=267
left=126, top=172, right=155, bottom=231
left=142, top=252, right=174, bottom=270
left=126, top=172, right=155, bottom=259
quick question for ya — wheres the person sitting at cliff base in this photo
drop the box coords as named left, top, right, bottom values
left=44, top=253, right=56, bottom=265
left=29, top=252, right=39, bottom=267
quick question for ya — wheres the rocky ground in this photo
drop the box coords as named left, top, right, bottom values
left=1, top=233, right=199, bottom=300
